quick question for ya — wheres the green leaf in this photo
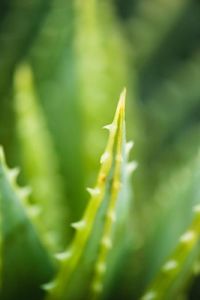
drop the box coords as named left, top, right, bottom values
left=141, top=204, right=200, bottom=300
left=45, top=90, right=136, bottom=300
left=141, top=152, right=200, bottom=300
left=0, top=146, right=55, bottom=300
left=14, top=63, right=68, bottom=251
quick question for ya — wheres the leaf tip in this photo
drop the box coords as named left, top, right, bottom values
left=0, top=145, right=6, bottom=165
left=118, top=87, right=126, bottom=111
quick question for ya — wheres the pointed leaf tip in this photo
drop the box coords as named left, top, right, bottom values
left=118, top=87, right=126, bottom=110
left=0, top=145, right=6, bottom=164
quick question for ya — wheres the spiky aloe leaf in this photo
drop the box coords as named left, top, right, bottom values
left=132, top=147, right=200, bottom=298
left=14, top=63, right=67, bottom=250
left=0, top=147, right=55, bottom=300
left=141, top=201, right=200, bottom=300
left=139, top=150, right=200, bottom=300
left=45, top=90, right=136, bottom=300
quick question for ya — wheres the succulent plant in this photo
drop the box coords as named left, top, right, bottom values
left=1, top=1, right=200, bottom=300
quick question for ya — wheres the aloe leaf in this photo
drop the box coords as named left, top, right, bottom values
left=139, top=151, right=200, bottom=299
left=141, top=202, right=200, bottom=300
left=45, top=90, right=136, bottom=300
left=0, top=146, right=55, bottom=300
left=14, top=63, right=68, bottom=251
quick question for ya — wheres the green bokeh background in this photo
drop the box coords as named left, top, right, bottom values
left=1, top=0, right=200, bottom=299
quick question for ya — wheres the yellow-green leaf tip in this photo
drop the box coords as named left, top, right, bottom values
left=0, top=145, right=6, bottom=165
left=118, top=87, right=126, bottom=111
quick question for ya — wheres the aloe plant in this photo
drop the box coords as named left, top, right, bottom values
left=1, top=1, right=200, bottom=299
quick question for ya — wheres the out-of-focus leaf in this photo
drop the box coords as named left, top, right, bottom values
left=141, top=156, right=200, bottom=299
left=137, top=150, right=200, bottom=298
left=0, top=146, right=55, bottom=300
left=14, top=63, right=68, bottom=250
left=0, top=0, right=48, bottom=159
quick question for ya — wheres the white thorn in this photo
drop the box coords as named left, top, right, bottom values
left=71, top=220, right=86, bottom=230
left=86, top=187, right=101, bottom=197
left=92, top=282, right=103, bottom=293
left=18, top=187, right=32, bottom=199
left=42, top=281, right=57, bottom=291
left=103, top=123, right=116, bottom=133
left=180, top=230, right=196, bottom=243
left=55, top=251, right=72, bottom=261
left=193, top=204, right=200, bottom=213
left=162, top=260, right=178, bottom=272
left=100, top=152, right=110, bottom=164
left=8, top=167, right=20, bottom=182
left=142, top=291, right=157, bottom=300
left=126, top=141, right=134, bottom=156
left=102, top=237, right=112, bottom=249
left=127, top=161, right=138, bottom=175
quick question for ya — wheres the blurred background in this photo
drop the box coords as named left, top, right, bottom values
left=1, top=0, right=200, bottom=298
